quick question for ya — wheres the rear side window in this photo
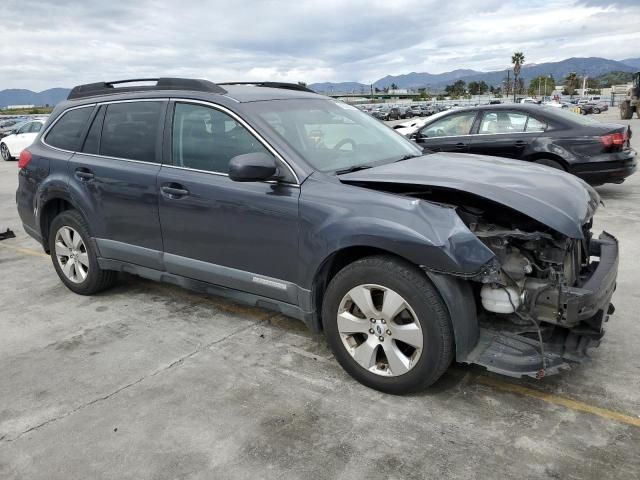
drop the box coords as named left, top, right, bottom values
left=29, top=122, right=43, bottom=133
left=526, top=116, right=547, bottom=132
left=100, top=101, right=163, bottom=162
left=45, top=107, right=93, bottom=150
left=479, top=111, right=527, bottom=134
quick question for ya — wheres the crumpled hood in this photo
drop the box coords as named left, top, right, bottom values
left=339, top=153, right=600, bottom=238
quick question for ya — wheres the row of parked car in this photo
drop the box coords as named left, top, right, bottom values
left=359, top=103, right=449, bottom=120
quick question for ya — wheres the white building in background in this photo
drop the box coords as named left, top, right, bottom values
left=4, top=104, right=35, bottom=110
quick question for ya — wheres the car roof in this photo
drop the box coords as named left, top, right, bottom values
left=451, top=103, right=548, bottom=113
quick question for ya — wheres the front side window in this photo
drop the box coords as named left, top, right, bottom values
left=479, top=111, right=527, bottom=134
left=100, top=101, right=163, bottom=162
left=45, top=107, right=93, bottom=150
left=421, top=111, right=477, bottom=138
left=172, top=103, right=273, bottom=174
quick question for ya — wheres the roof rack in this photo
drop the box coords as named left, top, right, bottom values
left=67, top=78, right=227, bottom=100
left=218, top=82, right=315, bottom=93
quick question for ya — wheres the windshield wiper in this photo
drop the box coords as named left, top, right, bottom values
left=335, top=165, right=373, bottom=175
left=394, top=154, right=422, bottom=162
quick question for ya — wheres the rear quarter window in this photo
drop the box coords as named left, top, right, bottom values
left=45, top=107, right=94, bottom=151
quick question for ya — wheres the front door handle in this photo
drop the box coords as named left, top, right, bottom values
left=161, top=184, right=189, bottom=198
left=75, top=168, right=95, bottom=181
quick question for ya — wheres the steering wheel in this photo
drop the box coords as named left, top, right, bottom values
left=333, top=138, right=357, bottom=151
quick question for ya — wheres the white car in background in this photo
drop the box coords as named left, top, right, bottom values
left=0, top=119, right=45, bottom=161
left=392, top=110, right=452, bottom=137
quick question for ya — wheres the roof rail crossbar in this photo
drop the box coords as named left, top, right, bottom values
left=67, top=78, right=226, bottom=100
left=218, top=82, right=315, bottom=93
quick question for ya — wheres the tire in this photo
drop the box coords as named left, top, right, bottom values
left=535, top=158, right=566, bottom=171
left=0, top=143, right=12, bottom=161
left=322, top=255, right=453, bottom=394
left=593, top=108, right=600, bottom=114
left=49, top=210, right=117, bottom=295
left=620, top=101, right=632, bottom=120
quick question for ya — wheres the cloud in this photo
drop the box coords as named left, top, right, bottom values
left=0, top=0, right=639, bottom=90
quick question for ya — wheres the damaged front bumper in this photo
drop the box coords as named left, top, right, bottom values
left=465, top=232, right=619, bottom=379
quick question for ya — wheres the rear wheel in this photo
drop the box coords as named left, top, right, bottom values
left=593, top=107, right=601, bottom=114
left=535, top=158, right=565, bottom=171
left=49, top=210, right=117, bottom=295
left=322, top=255, right=453, bottom=394
left=0, top=143, right=12, bottom=161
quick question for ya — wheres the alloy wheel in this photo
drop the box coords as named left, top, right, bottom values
left=54, top=226, right=89, bottom=283
left=336, top=284, right=423, bottom=377
left=0, top=144, right=10, bottom=161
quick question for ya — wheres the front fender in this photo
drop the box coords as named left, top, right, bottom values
left=298, top=175, right=494, bottom=289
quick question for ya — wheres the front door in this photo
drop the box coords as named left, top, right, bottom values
left=157, top=101, right=300, bottom=304
left=414, top=110, right=477, bottom=152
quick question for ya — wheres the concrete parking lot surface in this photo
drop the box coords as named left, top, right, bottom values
left=0, top=110, right=639, bottom=479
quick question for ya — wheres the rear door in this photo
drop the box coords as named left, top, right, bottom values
left=67, top=100, right=167, bottom=269
left=156, top=100, right=300, bottom=303
left=413, top=111, right=477, bottom=152
left=468, top=110, right=545, bottom=159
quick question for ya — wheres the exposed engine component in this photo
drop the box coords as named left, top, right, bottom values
left=481, top=284, right=521, bottom=314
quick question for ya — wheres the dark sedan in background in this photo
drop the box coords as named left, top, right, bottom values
left=409, top=104, right=636, bottom=185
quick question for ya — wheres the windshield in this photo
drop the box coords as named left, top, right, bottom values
left=246, top=99, right=422, bottom=172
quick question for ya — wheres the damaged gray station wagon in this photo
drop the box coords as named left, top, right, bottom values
left=16, top=78, right=619, bottom=394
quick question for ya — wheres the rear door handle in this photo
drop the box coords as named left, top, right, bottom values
left=74, top=168, right=95, bottom=181
left=514, top=140, right=526, bottom=148
left=161, top=184, right=189, bottom=198
left=454, top=142, right=466, bottom=149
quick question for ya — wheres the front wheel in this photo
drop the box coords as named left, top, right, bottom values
left=322, top=256, right=453, bottom=394
left=0, top=143, right=12, bottom=161
left=49, top=210, right=117, bottom=295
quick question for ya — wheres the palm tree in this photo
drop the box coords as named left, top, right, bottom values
left=564, top=72, right=578, bottom=97
left=511, top=52, right=525, bottom=100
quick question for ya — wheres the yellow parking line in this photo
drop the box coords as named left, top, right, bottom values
left=0, top=243, right=49, bottom=258
left=476, top=375, right=640, bottom=428
left=2, top=240, right=638, bottom=427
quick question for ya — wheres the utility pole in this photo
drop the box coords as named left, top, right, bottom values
left=507, top=70, right=511, bottom=102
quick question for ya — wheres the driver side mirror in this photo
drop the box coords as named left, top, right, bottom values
left=229, top=152, right=278, bottom=182
left=411, top=131, right=427, bottom=141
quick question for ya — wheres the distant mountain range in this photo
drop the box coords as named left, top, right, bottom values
left=1, top=56, right=639, bottom=107
left=0, top=88, right=70, bottom=109
left=309, top=57, right=640, bottom=93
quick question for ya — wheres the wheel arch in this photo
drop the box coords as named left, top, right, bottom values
left=310, top=246, right=479, bottom=361
left=39, top=196, right=86, bottom=253
left=525, top=152, right=570, bottom=170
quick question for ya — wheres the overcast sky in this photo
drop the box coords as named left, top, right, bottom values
left=2, top=0, right=639, bottom=91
